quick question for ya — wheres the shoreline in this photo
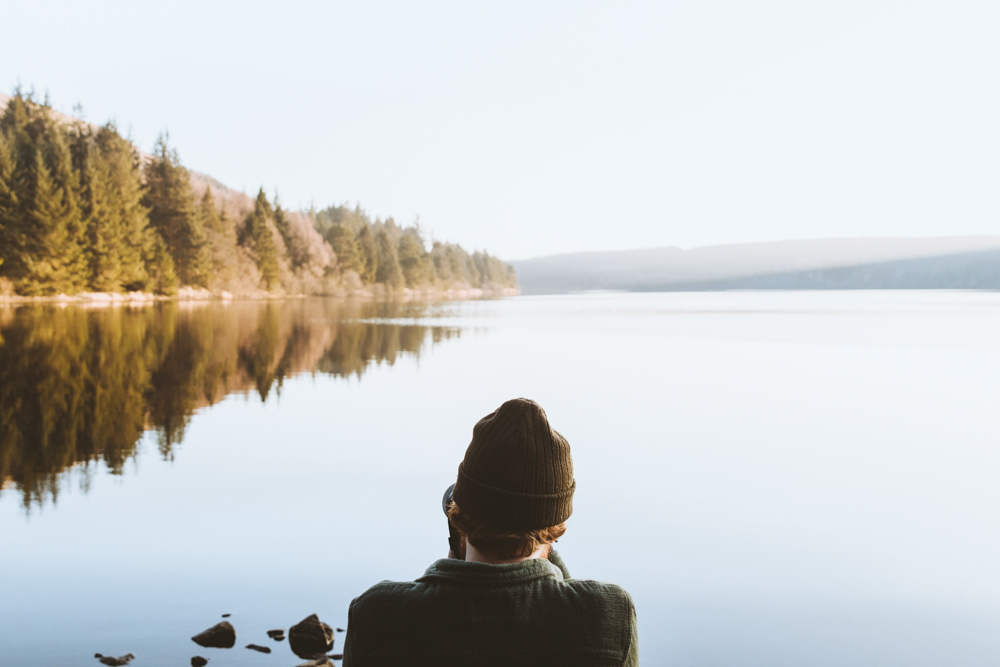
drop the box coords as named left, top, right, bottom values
left=0, top=285, right=520, bottom=306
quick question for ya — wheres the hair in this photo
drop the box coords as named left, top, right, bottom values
left=446, top=501, right=567, bottom=561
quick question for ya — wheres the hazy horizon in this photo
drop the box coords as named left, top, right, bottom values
left=508, top=233, right=1000, bottom=262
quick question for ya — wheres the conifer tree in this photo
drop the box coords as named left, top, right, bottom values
left=398, top=229, right=431, bottom=287
left=143, top=228, right=178, bottom=295
left=18, top=145, right=87, bottom=295
left=218, top=202, right=234, bottom=237
left=272, top=194, right=298, bottom=266
left=461, top=248, right=481, bottom=286
left=67, top=123, right=152, bottom=293
left=199, top=188, right=222, bottom=234
left=97, top=125, right=149, bottom=291
left=77, top=131, right=124, bottom=291
left=1, top=95, right=40, bottom=286
left=42, top=122, right=88, bottom=291
left=143, top=134, right=208, bottom=287
left=430, top=241, right=453, bottom=284
left=375, top=228, right=403, bottom=288
left=0, top=130, right=18, bottom=275
left=472, top=251, right=493, bottom=286
left=0, top=96, right=33, bottom=284
left=199, top=188, right=240, bottom=288
left=243, top=188, right=280, bottom=289
left=325, top=223, right=362, bottom=275
left=3, top=107, right=90, bottom=296
left=355, top=225, right=378, bottom=284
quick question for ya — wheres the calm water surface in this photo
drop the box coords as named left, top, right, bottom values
left=1, top=292, right=998, bottom=666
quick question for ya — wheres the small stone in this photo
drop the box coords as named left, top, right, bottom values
left=266, top=629, right=285, bottom=641
left=221, top=613, right=231, bottom=618
left=191, top=621, right=236, bottom=649
left=336, top=628, right=345, bottom=632
left=94, top=654, right=135, bottom=666
left=288, top=614, right=334, bottom=658
left=191, top=658, right=209, bottom=667
left=245, top=643, right=271, bottom=653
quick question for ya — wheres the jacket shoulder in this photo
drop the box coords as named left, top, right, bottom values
left=351, top=576, right=634, bottom=612
left=557, top=581, right=635, bottom=631
left=349, top=579, right=420, bottom=611
left=561, top=578, right=635, bottom=607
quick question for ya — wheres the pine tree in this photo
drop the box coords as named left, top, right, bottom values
left=143, top=134, right=208, bottom=287
left=460, top=248, right=481, bottom=286
left=42, top=122, right=88, bottom=292
left=97, top=125, right=149, bottom=291
left=479, top=251, right=516, bottom=289
left=199, top=188, right=240, bottom=289
left=69, top=123, right=153, bottom=293
left=272, top=194, right=298, bottom=266
left=325, top=223, right=362, bottom=275
left=0, top=129, right=18, bottom=276
left=199, top=188, right=222, bottom=234
left=143, top=227, right=178, bottom=295
left=2, top=103, right=90, bottom=296
left=375, top=228, right=403, bottom=288
left=472, top=251, right=492, bottom=286
left=77, top=130, right=124, bottom=291
left=19, top=145, right=86, bottom=295
left=398, top=229, right=431, bottom=287
left=243, top=188, right=280, bottom=289
left=430, top=241, right=453, bottom=284
left=218, top=202, right=234, bottom=235
left=0, top=95, right=38, bottom=285
left=355, top=225, right=378, bottom=283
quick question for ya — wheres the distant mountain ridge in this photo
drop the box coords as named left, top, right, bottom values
left=510, top=237, right=1000, bottom=294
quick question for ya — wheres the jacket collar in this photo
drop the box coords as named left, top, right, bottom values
left=417, top=557, right=565, bottom=587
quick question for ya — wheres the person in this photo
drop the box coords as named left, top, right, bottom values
left=342, top=398, right=638, bottom=666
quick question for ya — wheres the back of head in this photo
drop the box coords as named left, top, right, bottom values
left=452, top=398, right=575, bottom=532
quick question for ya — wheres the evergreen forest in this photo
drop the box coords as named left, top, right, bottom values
left=0, top=91, right=518, bottom=297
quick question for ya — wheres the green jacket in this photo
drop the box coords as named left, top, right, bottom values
left=343, top=551, right=638, bottom=666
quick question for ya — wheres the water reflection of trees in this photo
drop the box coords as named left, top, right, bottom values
left=0, top=300, right=458, bottom=509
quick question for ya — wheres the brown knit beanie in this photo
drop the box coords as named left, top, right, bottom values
left=452, top=398, right=575, bottom=530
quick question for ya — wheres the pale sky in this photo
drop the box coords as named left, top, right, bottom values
left=2, top=1, right=998, bottom=260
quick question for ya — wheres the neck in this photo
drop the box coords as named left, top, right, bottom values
left=465, top=542, right=548, bottom=564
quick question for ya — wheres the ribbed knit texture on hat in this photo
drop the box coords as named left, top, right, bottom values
left=452, top=398, right=575, bottom=530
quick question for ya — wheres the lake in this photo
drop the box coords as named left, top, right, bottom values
left=1, top=292, right=998, bottom=666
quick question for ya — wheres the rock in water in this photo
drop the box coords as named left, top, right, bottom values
left=93, top=653, right=135, bottom=666
left=245, top=643, right=272, bottom=653
left=191, top=658, right=209, bottom=667
left=221, top=613, right=231, bottom=618
left=266, top=629, right=285, bottom=641
left=336, top=628, right=345, bottom=632
left=288, top=614, right=334, bottom=658
left=191, top=621, right=236, bottom=648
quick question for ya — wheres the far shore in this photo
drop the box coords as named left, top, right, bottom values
left=0, top=285, right=520, bottom=307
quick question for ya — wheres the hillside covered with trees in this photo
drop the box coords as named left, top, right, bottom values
left=0, top=91, right=517, bottom=298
